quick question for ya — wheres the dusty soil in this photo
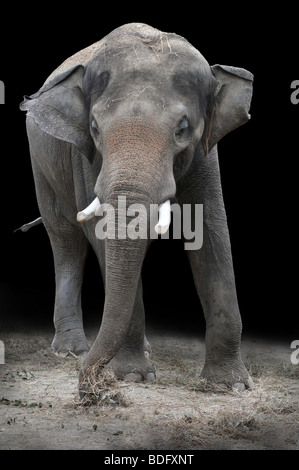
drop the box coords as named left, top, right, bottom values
left=0, top=321, right=298, bottom=450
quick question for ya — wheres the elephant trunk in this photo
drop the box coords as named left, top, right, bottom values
left=81, top=192, right=149, bottom=372
left=79, top=121, right=176, bottom=385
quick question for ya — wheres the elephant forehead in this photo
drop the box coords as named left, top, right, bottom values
left=104, top=23, right=206, bottom=62
left=45, top=23, right=209, bottom=87
left=103, top=33, right=206, bottom=74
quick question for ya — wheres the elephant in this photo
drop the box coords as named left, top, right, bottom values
left=20, top=23, right=254, bottom=392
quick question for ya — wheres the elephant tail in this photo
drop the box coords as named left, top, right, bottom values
left=14, top=216, right=43, bottom=233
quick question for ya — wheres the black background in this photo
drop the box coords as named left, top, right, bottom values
left=0, top=5, right=297, bottom=339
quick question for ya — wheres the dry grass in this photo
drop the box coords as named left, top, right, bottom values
left=1, top=329, right=298, bottom=449
left=146, top=343, right=299, bottom=448
left=78, top=365, right=129, bottom=407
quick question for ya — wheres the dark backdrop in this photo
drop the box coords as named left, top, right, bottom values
left=0, top=6, right=296, bottom=339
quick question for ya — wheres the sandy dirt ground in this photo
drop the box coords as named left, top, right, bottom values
left=0, top=319, right=298, bottom=451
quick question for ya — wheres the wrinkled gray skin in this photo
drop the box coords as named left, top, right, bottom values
left=21, top=23, right=254, bottom=391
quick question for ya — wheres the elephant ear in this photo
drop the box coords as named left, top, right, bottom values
left=20, top=65, right=95, bottom=163
left=206, top=64, right=253, bottom=152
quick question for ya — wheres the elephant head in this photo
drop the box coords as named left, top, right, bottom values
left=20, top=24, right=253, bottom=378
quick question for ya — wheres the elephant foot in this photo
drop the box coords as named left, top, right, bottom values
left=200, top=357, right=253, bottom=391
left=51, top=328, right=89, bottom=357
left=108, top=349, right=156, bottom=383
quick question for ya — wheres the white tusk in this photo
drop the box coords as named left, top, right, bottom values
left=77, top=197, right=101, bottom=223
left=154, top=200, right=171, bottom=235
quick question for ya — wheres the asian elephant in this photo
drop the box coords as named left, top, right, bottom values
left=20, top=23, right=254, bottom=391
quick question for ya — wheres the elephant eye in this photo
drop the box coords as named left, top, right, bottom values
left=91, top=119, right=99, bottom=134
left=175, top=116, right=189, bottom=139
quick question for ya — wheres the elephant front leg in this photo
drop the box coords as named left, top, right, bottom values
left=185, top=212, right=253, bottom=389
left=31, top=163, right=90, bottom=358
left=108, top=278, right=156, bottom=382
left=47, top=223, right=90, bottom=357
left=186, top=228, right=252, bottom=389
left=177, top=150, right=252, bottom=390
